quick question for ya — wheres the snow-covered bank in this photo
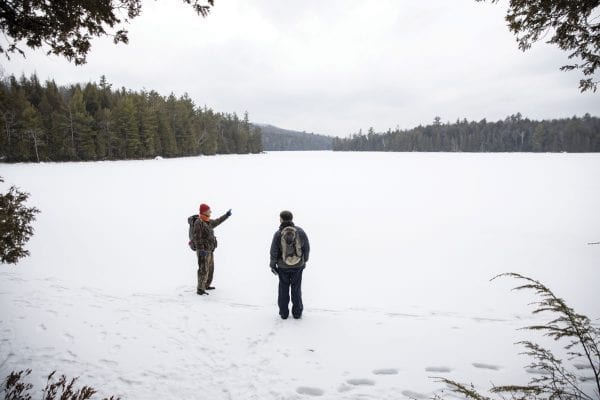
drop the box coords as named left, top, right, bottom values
left=1, top=151, right=598, bottom=399
left=1, top=272, right=534, bottom=399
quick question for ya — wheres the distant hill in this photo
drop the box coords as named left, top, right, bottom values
left=257, top=124, right=333, bottom=151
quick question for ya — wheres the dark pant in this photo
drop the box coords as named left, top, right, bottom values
left=206, top=255, right=215, bottom=287
left=197, top=252, right=214, bottom=291
left=278, top=267, right=304, bottom=318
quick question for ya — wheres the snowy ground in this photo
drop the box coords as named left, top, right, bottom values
left=1, top=151, right=599, bottom=399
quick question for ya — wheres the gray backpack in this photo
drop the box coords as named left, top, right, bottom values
left=280, top=226, right=303, bottom=266
left=188, top=215, right=198, bottom=251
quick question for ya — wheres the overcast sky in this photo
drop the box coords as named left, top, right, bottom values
left=2, top=0, right=598, bottom=137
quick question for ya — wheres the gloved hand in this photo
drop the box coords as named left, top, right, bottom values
left=226, top=209, right=232, bottom=217
left=199, top=250, right=208, bottom=257
left=270, top=266, right=278, bottom=275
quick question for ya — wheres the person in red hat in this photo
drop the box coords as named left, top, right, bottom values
left=192, top=203, right=232, bottom=295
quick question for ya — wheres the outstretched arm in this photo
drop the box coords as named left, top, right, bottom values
left=211, top=209, right=232, bottom=228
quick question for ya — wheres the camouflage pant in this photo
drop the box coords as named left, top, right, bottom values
left=197, top=251, right=214, bottom=291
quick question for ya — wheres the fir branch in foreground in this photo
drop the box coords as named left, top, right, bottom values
left=492, top=272, right=600, bottom=397
left=435, top=273, right=599, bottom=400
left=2, top=369, right=120, bottom=400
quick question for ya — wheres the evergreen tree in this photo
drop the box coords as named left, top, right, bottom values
left=532, top=123, right=547, bottom=152
left=95, top=107, right=113, bottom=159
left=197, top=107, right=219, bottom=155
left=478, top=0, right=600, bottom=92
left=21, top=103, right=44, bottom=162
left=135, top=93, right=159, bottom=158
left=38, top=80, right=68, bottom=161
left=0, top=74, right=261, bottom=162
left=0, top=1, right=214, bottom=65
left=0, top=177, right=40, bottom=264
left=67, top=86, right=96, bottom=160
left=113, top=96, right=141, bottom=159
left=333, top=115, right=600, bottom=153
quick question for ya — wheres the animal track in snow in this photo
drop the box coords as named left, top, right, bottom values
left=296, top=386, right=324, bottom=396
left=386, top=312, right=421, bottom=318
left=337, top=383, right=352, bottom=393
left=425, top=366, right=452, bottom=373
left=472, top=363, right=501, bottom=370
left=573, top=363, right=593, bottom=370
left=526, top=368, right=551, bottom=375
left=346, top=378, right=375, bottom=386
left=373, top=368, right=399, bottom=375
left=402, top=390, right=429, bottom=399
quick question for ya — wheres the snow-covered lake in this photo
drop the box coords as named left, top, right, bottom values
left=1, top=151, right=598, bottom=399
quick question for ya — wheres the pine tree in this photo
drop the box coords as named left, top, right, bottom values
left=113, top=96, right=141, bottom=159
left=95, top=108, right=113, bottom=159
left=38, top=80, right=68, bottom=161
left=68, top=87, right=96, bottom=160
left=0, top=177, right=40, bottom=264
left=22, top=104, right=45, bottom=162
left=532, top=123, right=547, bottom=152
left=135, top=93, right=159, bottom=158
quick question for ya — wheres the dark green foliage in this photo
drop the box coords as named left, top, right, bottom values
left=477, top=0, right=600, bottom=92
left=333, top=114, right=600, bottom=152
left=3, top=370, right=33, bottom=400
left=0, top=177, right=40, bottom=265
left=260, top=124, right=333, bottom=151
left=436, top=273, right=600, bottom=400
left=3, top=370, right=119, bottom=400
left=0, top=0, right=214, bottom=65
left=0, top=74, right=262, bottom=162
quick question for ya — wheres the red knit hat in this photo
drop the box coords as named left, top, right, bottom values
left=199, top=203, right=211, bottom=215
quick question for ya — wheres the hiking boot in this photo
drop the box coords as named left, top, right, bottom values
left=280, top=314, right=289, bottom=320
left=206, top=286, right=215, bottom=290
left=293, top=314, right=302, bottom=319
left=196, top=289, right=209, bottom=295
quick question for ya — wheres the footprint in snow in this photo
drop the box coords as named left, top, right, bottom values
left=425, top=366, right=452, bottom=373
left=373, top=368, right=399, bottom=375
left=573, top=363, right=593, bottom=370
left=402, top=390, right=429, bottom=399
left=472, top=363, right=501, bottom=370
left=296, top=387, right=324, bottom=396
left=337, top=383, right=352, bottom=393
left=346, top=378, right=375, bottom=386
left=526, top=368, right=551, bottom=375
left=99, top=359, right=118, bottom=366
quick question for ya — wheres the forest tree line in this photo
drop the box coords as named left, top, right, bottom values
left=259, top=124, right=333, bottom=151
left=333, top=114, right=600, bottom=152
left=0, top=74, right=262, bottom=162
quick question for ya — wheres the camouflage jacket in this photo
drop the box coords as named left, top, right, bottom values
left=192, top=213, right=230, bottom=252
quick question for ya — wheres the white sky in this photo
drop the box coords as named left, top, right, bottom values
left=1, top=0, right=599, bottom=137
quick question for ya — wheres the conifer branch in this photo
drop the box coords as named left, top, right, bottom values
left=437, top=273, right=599, bottom=400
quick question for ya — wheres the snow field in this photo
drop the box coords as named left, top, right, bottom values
left=1, top=151, right=598, bottom=399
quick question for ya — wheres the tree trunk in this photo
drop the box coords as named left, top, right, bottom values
left=30, top=130, right=40, bottom=163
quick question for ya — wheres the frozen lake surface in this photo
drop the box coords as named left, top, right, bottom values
left=1, top=151, right=598, bottom=399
